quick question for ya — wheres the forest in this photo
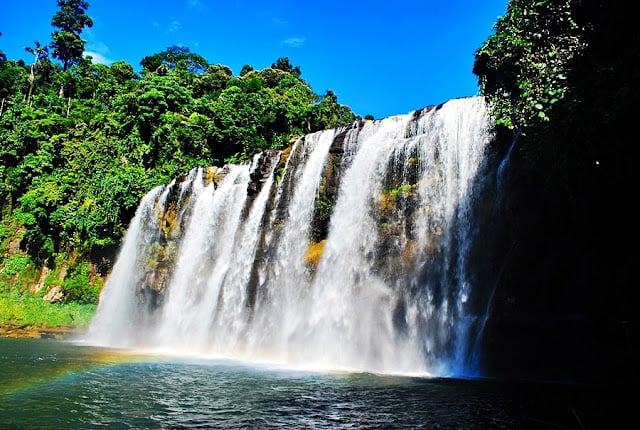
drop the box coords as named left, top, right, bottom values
left=0, top=1, right=358, bottom=309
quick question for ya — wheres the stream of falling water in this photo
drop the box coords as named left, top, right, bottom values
left=85, top=97, right=494, bottom=377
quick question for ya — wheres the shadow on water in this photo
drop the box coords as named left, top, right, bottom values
left=446, top=375, right=636, bottom=430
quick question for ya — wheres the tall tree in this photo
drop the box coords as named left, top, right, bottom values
left=50, top=0, right=93, bottom=71
left=24, top=41, right=49, bottom=106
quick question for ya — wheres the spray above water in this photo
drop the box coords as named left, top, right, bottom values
left=85, top=97, right=495, bottom=377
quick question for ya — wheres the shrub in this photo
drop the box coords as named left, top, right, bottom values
left=61, top=262, right=99, bottom=304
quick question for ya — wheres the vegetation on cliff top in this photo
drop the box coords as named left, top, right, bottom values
left=473, top=0, right=637, bottom=187
left=0, top=1, right=357, bottom=306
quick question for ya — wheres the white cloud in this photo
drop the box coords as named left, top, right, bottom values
left=84, top=50, right=112, bottom=65
left=86, top=40, right=111, bottom=55
left=84, top=40, right=113, bottom=65
left=282, top=37, right=306, bottom=48
left=81, top=27, right=115, bottom=65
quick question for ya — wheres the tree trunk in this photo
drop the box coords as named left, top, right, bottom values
left=27, top=65, right=35, bottom=107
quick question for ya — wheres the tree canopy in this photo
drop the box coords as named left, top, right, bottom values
left=473, top=0, right=587, bottom=131
left=0, top=3, right=357, bottom=303
left=473, top=0, right=638, bottom=184
left=140, top=45, right=208, bottom=74
left=50, top=0, right=93, bottom=71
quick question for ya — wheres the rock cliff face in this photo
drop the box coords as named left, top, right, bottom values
left=477, top=127, right=639, bottom=384
left=470, top=0, right=640, bottom=385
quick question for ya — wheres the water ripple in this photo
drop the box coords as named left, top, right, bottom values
left=0, top=340, right=525, bottom=429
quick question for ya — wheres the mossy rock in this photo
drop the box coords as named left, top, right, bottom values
left=304, top=240, right=326, bottom=267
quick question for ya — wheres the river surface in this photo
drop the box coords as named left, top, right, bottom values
left=0, top=337, right=630, bottom=429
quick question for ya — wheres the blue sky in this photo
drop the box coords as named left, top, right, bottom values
left=1, top=0, right=507, bottom=119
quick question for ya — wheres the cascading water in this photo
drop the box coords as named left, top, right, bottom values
left=85, top=96, right=495, bottom=377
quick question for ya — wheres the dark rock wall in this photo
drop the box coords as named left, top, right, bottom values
left=477, top=127, right=639, bottom=385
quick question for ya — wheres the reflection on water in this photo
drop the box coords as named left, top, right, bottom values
left=0, top=338, right=631, bottom=429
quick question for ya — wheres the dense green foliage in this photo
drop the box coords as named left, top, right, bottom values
left=473, top=0, right=587, bottom=131
left=473, top=0, right=638, bottom=187
left=0, top=292, right=95, bottom=327
left=50, top=0, right=93, bottom=71
left=0, top=2, right=357, bottom=306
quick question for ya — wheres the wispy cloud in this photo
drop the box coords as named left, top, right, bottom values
left=282, top=37, right=306, bottom=48
left=187, top=0, right=204, bottom=9
left=168, top=20, right=182, bottom=33
left=151, top=18, right=182, bottom=35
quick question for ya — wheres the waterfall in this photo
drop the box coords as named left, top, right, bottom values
left=85, top=96, right=495, bottom=377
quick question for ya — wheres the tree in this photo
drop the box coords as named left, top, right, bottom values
left=309, top=90, right=356, bottom=131
left=24, top=41, right=49, bottom=106
left=0, top=61, right=28, bottom=104
left=473, top=0, right=586, bottom=131
left=192, top=64, right=232, bottom=98
left=109, top=61, right=137, bottom=85
left=240, top=64, right=254, bottom=76
left=50, top=0, right=93, bottom=71
left=271, top=57, right=301, bottom=78
left=140, top=54, right=162, bottom=73
left=140, top=46, right=208, bottom=74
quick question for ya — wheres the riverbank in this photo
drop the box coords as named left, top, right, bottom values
left=0, top=323, right=85, bottom=340
left=0, top=293, right=96, bottom=340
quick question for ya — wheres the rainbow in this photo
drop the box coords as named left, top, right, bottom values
left=0, top=343, right=146, bottom=397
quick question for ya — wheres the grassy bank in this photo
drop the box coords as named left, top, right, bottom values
left=0, top=293, right=96, bottom=331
